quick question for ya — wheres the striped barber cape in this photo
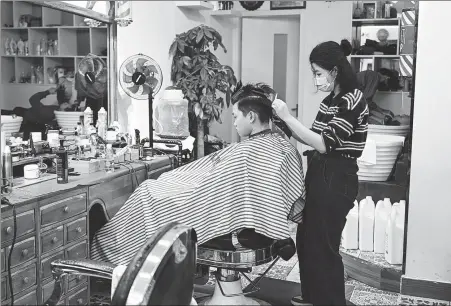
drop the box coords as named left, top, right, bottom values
left=91, top=132, right=306, bottom=265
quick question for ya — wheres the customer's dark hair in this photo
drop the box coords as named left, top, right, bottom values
left=232, top=82, right=274, bottom=124
left=309, top=39, right=358, bottom=94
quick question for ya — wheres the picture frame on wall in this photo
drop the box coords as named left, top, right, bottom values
left=270, top=1, right=306, bottom=10
left=362, top=1, right=378, bottom=19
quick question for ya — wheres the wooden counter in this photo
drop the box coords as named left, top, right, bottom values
left=1, top=157, right=175, bottom=305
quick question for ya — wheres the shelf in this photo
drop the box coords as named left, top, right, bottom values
left=175, top=1, right=213, bottom=10
left=209, top=9, right=302, bottom=18
left=352, top=18, right=399, bottom=26
left=350, top=55, right=400, bottom=58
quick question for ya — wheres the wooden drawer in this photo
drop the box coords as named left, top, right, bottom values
left=1, top=249, right=5, bottom=272
left=6, top=237, right=36, bottom=268
left=13, top=289, right=37, bottom=306
left=2, top=276, right=6, bottom=301
left=68, top=286, right=88, bottom=306
left=41, top=251, right=64, bottom=280
left=2, top=210, right=35, bottom=243
left=67, top=275, right=87, bottom=291
left=10, top=263, right=36, bottom=296
left=66, top=241, right=87, bottom=260
left=66, top=217, right=87, bottom=244
left=41, top=226, right=64, bottom=254
left=42, top=279, right=66, bottom=305
left=40, top=194, right=87, bottom=227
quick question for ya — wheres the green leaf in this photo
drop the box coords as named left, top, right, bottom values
left=200, top=68, right=208, bottom=81
left=204, top=28, right=213, bottom=39
left=196, top=29, right=204, bottom=44
left=169, top=41, right=178, bottom=56
left=226, top=89, right=231, bottom=107
left=182, top=56, right=191, bottom=66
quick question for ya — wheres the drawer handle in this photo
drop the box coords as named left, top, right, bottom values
left=21, top=249, right=29, bottom=257
left=23, top=277, right=29, bottom=284
left=63, top=206, right=70, bottom=213
left=5, top=227, right=12, bottom=234
left=77, top=298, right=84, bottom=305
left=76, top=227, right=82, bottom=233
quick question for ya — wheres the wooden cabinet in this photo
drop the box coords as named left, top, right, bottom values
left=1, top=189, right=89, bottom=305
left=1, top=159, right=176, bottom=304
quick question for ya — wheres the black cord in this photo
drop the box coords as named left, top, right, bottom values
left=1, top=196, right=16, bottom=306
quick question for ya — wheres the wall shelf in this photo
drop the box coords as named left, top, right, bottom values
left=210, top=9, right=302, bottom=18
left=352, top=18, right=399, bottom=26
left=175, top=1, right=213, bottom=10
left=1, top=0, right=110, bottom=106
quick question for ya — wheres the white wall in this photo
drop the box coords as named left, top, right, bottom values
left=405, top=1, right=451, bottom=284
left=116, top=1, right=237, bottom=143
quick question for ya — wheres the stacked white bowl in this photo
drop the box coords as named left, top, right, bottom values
left=54, top=111, right=84, bottom=131
left=368, top=124, right=410, bottom=137
left=358, top=134, right=405, bottom=182
left=1, top=115, right=23, bottom=136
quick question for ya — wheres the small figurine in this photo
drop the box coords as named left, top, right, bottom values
left=17, top=38, right=24, bottom=56
left=4, top=37, right=10, bottom=55
left=24, top=40, right=29, bottom=56
left=9, top=38, right=17, bottom=55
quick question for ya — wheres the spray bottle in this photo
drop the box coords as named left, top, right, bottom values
left=97, top=107, right=108, bottom=140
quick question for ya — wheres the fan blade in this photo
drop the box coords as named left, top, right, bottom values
left=127, top=84, right=140, bottom=94
left=134, top=85, right=143, bottom=97
left=135, top=57, right=147, bottom=72
left=142, top=83, right=151, bottom=96
left=122, top=74, right=133, bottom=83
left=147, top=64, right=160, bottom=75
left=125, top=60, right=135, bottom=75
left=146, top=77, right=159, bottom=88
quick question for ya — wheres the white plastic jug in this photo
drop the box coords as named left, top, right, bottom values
left=374, top=199, right=391, bottom=253
left=342, top=200, right=359, bottom=249
left=359, top=196, right=375, bottom=252
left=154, top=89, right=190, bottom=137
left=385, top=203, right=404, bottom=264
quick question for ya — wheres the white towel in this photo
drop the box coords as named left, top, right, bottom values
left=358, top=137, right=377, bottom=165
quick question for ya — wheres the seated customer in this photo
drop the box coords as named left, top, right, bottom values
left=90, top=83, right=306, bottom=266
left=1, top=76, right=79, bottom=139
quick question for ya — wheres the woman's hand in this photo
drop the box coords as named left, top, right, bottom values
left=272, top=98, right=292, bottom=121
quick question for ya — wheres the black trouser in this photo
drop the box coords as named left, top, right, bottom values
left=297, top=151, right=358, bottom=305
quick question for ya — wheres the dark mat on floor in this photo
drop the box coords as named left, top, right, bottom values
left=244, top=278, right=355, bottom=306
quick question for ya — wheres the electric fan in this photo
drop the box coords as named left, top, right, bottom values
left=77, top=53, right=108, bottom=100
left=119, top=53, right=163, bottom=149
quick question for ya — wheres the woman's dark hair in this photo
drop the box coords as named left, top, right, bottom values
left=309, top=39, right=358, bottom=94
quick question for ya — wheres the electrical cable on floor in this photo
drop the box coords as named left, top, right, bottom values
left=1, top=196, right=16, bottom=306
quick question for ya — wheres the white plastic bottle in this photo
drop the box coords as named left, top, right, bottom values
left=398, top=200, right=406, bottom=222
left=359, top=196, right=375, bottom=252
left=105, top=144, right=115, bottom=173
left=374, top=200, right=391, bottom=253
left=84, top=107, right=93, bottom=134
left=385, top=203, right=404, bottom=264
left=342, top=200, right=359, bottom=249
left=97, top=107, right=108, bottom=139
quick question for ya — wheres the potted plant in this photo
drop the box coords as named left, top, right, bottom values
left=169, top=24, right=237, bottom=158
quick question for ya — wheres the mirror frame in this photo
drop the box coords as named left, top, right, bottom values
left=26, top=1, right=118, bottom=123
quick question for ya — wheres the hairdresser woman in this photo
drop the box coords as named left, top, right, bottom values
left=272, top=39, right=369, bottom=306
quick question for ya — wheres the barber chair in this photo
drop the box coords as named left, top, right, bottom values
left=195, top=229, right=296, bottom=305
left=44, top=222, right=198, bottom=305
left=45, top=225, right=295, bottom=306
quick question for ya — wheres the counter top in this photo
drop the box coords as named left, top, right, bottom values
left=1, top=156, right=172, bottom=210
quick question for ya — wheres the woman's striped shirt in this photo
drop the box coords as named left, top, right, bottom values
left=311, top=88, right=369, bottom=159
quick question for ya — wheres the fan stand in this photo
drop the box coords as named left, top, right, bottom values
left=146, top=89, right=154, bottom=159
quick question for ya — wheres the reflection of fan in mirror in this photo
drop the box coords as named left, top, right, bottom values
left=119, top=54, right=163, bottom=100
left=77, top=53, right=108, bottom=101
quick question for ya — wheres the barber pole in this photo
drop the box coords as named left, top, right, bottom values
left=400, top=55, right=414, bottom=77
left=400, top=8, right=416, bottom=55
